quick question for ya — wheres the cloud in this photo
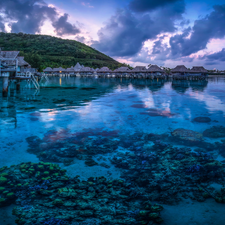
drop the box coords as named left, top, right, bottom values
left=52, top=13, right=80, bottom=36
left=129, top=0, right=181, bottom=12
left=169, top=4, right=225, bottom=57
left=92, top=1, right=185, bottom=57
left=75, top=35, right=86, bottom=43
left=0, top=0, right=80, bottom=36
left=0, top=16, right=6, bottom=32
left=205, top=48, right=225, bottom=62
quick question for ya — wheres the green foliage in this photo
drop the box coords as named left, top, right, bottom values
left=162, top=67, right=171, bottom=75
left=0, top=32, right=129, bottom=70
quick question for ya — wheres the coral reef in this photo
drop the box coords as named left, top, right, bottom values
left=1, top=164, right=164, bottom=225
left=203, top=126, right=225, bottom=138
left=171, top=128, right=203, bottom=144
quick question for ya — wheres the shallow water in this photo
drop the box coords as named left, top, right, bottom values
left=0, top=77, right=225, bottom=225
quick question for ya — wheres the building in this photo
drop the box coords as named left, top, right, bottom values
left=171, top=65, right=190, bottom=76
left=43, top=67, right=53, bottom=74
left=97, top=67, right=112, bottom=75
left=147, top=65, right=164, bottom=75
left=131, top=66, right=147, bottom=77
left=190, top=66, right=208, bottom=76
left=0, top=48, right=34, bottom=77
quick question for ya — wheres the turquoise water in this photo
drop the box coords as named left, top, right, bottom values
left=0, top=77, right=225, bottom=225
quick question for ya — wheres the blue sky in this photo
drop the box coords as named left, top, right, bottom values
left=0, top=0, right=225, bottom=69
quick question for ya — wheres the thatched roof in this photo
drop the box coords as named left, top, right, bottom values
left=80, top=67, right=93, bottom=72
left=58, top=67, right=66, bottom=72
left=17, top=56, right=30, bottom=66
left=171, top=65, right=189, bottom=73
left=148, top=65, right=163, bottom=72
left=43, top=67, right=53, bottom=72
left=190, top=66, right=208, bottom=73
left=114, top=67, right=130, bottom=72
left=0, top=51, right=19, bottom=59
left=132, top=66, right=147, bottom=72
left=98, top=67, right=111, bottom=72
left=66, top=66, right=75, bottom=72
left=53, top=68, right=60, bottom=72
left=74, top=62, right=82, bottom=70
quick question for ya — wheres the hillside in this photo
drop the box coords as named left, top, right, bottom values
left=0, top=32, right=126, bottom=70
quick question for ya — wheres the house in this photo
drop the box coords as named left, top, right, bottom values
left=190, top=66, right=208, bottom=76
left=171, top=65, right=190, bottom=75
left=131, top=66, right=147, bottom=77
left=97, top=67, right=112, bottom=74
left=0, top=49, right=19, bottom=77
left=17, top=56, right=31, bottom=72
left=0, top=48, right=34, bottom=77
left=80, top=67, right=93, bottom=76
left=43, top=67, right=53, bottom=74
left=147, top=65, right=164, bottom=75
left=66, top=66, right=75, bottom=74
left=74, top=62, right=82, bottom=71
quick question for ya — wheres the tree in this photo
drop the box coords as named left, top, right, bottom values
left=24, top=52, right=42, bottom=71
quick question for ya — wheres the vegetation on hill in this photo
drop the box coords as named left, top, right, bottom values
left=0, top=32, right=131, bottom=71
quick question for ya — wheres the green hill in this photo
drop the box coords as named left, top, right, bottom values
left=0, top=32, right=127, bottom=71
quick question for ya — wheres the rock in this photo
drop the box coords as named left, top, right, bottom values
left=52, top=199, right=64, bottom=206
left=85, top=158, right=98, bottom=167
left=171, top=128, right=203, bottom=144
left=203, top=126, right=225, bottom=138
left=193, top=117, right=211, bottom=123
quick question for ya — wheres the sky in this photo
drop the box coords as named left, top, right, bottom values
left=0, top=0, right=225, bottom=69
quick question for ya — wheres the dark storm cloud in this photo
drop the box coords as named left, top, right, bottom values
left=92, top=0, right=185, bottom=57
left=129, top=0, right=181, bottom=12
left=205, top=48, right=225, bottom=62
left=52, top=13, right=80, bottom=36
left=0, top=0, right=57, bottom=33
left=0, top=0, right=80, bottom=35
left=169, top=4, right=225, bottom=57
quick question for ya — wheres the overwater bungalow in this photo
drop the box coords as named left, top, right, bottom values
left=97, top=67, right=112, bottom=76
left=66, top=66, right=75, bottom=74
left=131, top=66, right=147, bottom=78
left=171, top=65, right=190, bottom=76
left=80, top=67, right=93, bottom=76
left=43, top=67, right=53, bottom=74
left=52, top=68, right=60, bottom=73
left=0, top=49, right=33, bottom=77
left=74, top=62, right=82, bottom=71
left=113, top=67, right=131, bottom=77
left=17, top=56, right=31, bottom=72
left=58, top=67, right=66, bottom=73
left=147, top=65, right=164, bottom=76
left=190, top=66, right=208, bottom=76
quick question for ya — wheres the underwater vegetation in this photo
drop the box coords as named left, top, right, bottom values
left=1, top=163, right=164, bottom=225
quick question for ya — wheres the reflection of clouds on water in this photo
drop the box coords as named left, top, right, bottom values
left=137, top=89, right=155, bottom=109
left=189, top=92, right=225, bottom=114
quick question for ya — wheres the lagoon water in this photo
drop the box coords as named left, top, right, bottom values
left=0, top=77, right=225, bottom=225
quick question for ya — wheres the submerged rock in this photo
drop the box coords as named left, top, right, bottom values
left=193, top=117, right=211, bottom=123
left=171, top=128, right=203, bottom=144
left=203, top=126, right=225, bottom=138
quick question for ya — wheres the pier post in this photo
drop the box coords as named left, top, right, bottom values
left=16, top=80, right=20, bottom=91
left=2, top=77, right=9, bottom=97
